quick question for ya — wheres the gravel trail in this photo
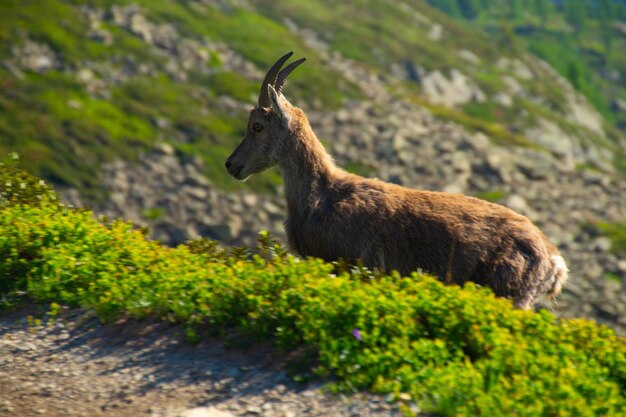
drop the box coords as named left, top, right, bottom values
left=0, top=306, right=411, bottom=417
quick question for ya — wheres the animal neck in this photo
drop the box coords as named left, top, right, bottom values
left=277, top=109, right=337, bottom=213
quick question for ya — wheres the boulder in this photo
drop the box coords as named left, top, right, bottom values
left=428, top=24, right=443, bottom=41
left=457, top=49, right=481, bottom=65
left=13, top=40, right=58, bottom=73
left=566, top=93, right=604, bottom=135
left=177, top=407, right=235, bottom=417
left=421, top=69, right=486, bottom=107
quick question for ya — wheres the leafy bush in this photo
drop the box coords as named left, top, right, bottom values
left=0, top=154, right=59, bottom=208
left=0, top=199, right=625, bottom=416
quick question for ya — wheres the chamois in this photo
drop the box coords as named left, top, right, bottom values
left=225, top=52, right=568, bottom=309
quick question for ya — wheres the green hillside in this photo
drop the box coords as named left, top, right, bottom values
left=427, top=0, right=626, bottom=130
left=1, top=0, right=624, bottom=202
left=3, top=3, right=626, bottom=413
left=1, top=167, right=626, bottom=417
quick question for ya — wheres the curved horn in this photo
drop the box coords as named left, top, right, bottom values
left=275, top=58, right=306, bottom=95
left=258, top=51, right=294, bottom=107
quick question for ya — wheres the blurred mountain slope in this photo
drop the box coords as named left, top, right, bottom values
left=428, top=0, right=626, bottom=137
left=1, top=0, right=626, bottom=332
left=1, top=0, right=625, bottom=199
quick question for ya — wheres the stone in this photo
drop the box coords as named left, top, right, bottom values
left=449, top=152, right=471, bottom=173
left=392, top=134, right=408, bottom=153
left=17, top=342, right=38, bottom=352
left=178, top=407, right=235, bottom=417
left=497, top=57, right=533, bottom=80
left=612, top=21, right=626, bottom=37
left=242, top=193, right=258, bottom=207
left=457, top=49, right=480, bottom=65
left=152, top=24, right=178, bottom=51
left=592, top=237, right=612, bottom=253
left=67, top=99, right=83, bottom=110
left=502, top=76, right=524, bottom=95
left=566, top=93, right=604, bottom=135
left=245, top=405, right=262, bottom=414
left=524, top=119, right=576, bottom=158
left=442, top=182, right=464, bottom=194
left=129, top=13, right=153, bottom=42
left=504, top=194, right=530, bottom=214
left=612, top=97, right=626, bottom=112
left=155, top=118, right=171, bottom=129
left=468, top=133, right=490, bottom=151
left=493, top=92, right=513, bottom=107
left=13, top=40, right=58, bottom=73
left=420, top=69, right=486, bottom=107
left=428, top=24, right=442, bottom=41
left=89, top=27, right=113, bottom=45
left=263, top=201, right=282, bottom=216
left=76, top=68, right=95, bottom=83
left=185, top=187, right=209, bottom=201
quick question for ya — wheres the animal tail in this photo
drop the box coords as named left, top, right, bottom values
left=546, top=255, right=569, bottom=297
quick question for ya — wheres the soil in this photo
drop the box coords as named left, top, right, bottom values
left=0, top=305, right=413, bottom=417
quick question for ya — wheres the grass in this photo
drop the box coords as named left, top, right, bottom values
left=3, top=0, right=624, bottom=204
left=1, top=168, right=625, bottom=416
left=614, top=150, right=626, bottom=178
left=343, top=161, right=376, bottom=177
left=406, top=94, right=543, bottom=150
left=141, top=207, right=166, bottom=221
left=598, top=221, right=626, bottom=255
left=605, top=272, right=622, bottom=282
left=474, top=190, right=507, bottom=203
left=133, top=1, right=362, bottom=108
left=0, top=0, right=368, bottom=201
left=256, top=0, right=506, bottom=72
left=0, top=69, right=159, bottom=197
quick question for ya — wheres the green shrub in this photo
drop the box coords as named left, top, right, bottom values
left=0, top=154, right=59, bottom=208
left=0, top=200, right=625, bottom=417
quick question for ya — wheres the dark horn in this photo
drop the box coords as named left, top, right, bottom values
left=275, top=58, right=306, bottom=95
left=258, top=51, right=294, bottom=107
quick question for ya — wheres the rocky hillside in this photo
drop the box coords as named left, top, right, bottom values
left=427, top=0, right=626, bottom=133
left=2, top=1, right=626, bottom=333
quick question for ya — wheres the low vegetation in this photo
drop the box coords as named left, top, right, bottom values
left=0, top=0, right=361, bottom=198
left=3, top=0, right=625, bottom=202
left=1, top=167, right=625, bottom=417
left=598, top=221, right=626, bottom=255
left=428, top=0, right=626, bottom=129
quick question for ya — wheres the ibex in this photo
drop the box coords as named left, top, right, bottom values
left=225, top=52, right=568, bottom=309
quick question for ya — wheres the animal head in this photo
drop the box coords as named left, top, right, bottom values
left=225, top=52, right=306, bottom=181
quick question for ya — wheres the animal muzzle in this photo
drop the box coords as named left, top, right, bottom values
left=225, top=157, right=245, bottom=180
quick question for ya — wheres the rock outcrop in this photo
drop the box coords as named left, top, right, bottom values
left=420, top=69, right=487, bottom=107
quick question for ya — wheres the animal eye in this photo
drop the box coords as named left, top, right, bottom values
left=252, top=123, right=264, bottom=132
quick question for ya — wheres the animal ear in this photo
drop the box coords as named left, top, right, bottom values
left=268, top=85, right=290, bottom=123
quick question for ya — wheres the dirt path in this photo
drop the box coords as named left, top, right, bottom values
left=0, top=306, right=410, bottom=417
